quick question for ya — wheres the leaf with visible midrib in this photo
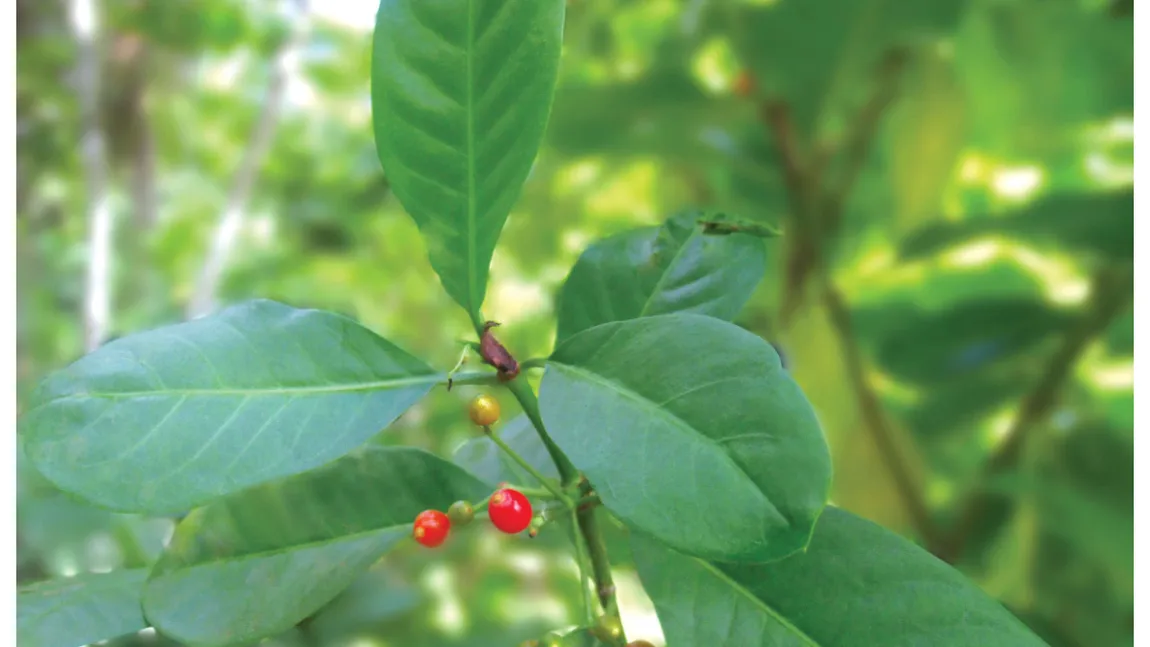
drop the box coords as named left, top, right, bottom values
left=20, top=300, right=438, bottom=514
left=18, top=569, right=149, bottom=647
left=539, top=314, right=831, bottom=563
left=632, top=507, right=1051, bottom=647
left=143, top=446, right=489, bottom=647
left=371, top=0, right=565, bottom=319
left=554, top=211, right=767, bottom=343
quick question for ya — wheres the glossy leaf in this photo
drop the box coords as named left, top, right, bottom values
left=18, top=569, right=149, bottom=647
left=371, top=0, right=565, bottom=318
left=874, top=299, right=1073, bottom=385
left=452, top=413, right=560, bottom=486
left=539, top=314, right=831, bottom=563
left=20, top=300, right=438, bottom=514
left=554, top=211, right=767, bottom=343
left=899, top=190, right=1133, bottom=261
left=143, top=446, right=488, bottom=647
left=632, top=507, right=1050, bottom=647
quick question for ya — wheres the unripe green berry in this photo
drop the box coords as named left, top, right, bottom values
left=448, top=500, right=474, bottom=525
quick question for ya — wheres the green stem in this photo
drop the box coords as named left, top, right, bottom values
left=519, top=357, right=548, bottom=371
left=485, top=427, right=572, bottom=505
left=504, top=379, right=624, bottom=642
left=570, top=507, right=597, bottom=625
left=505, top=378, right=580, bottom=486
left=578, top=503, right=619, bottom=616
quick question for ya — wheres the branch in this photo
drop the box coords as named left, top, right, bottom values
left=187, top=0, right=309, bottom=319
left=759, top=101, right=821, bottom=324
left=936, top=264, right=1134, bottom=561
left=72, top=0, right=113, bottom=352
left=821, top=278, right=941, bottom=547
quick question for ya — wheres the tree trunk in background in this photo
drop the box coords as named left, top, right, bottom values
left=186, top=0, right=310, bottom=319
left=72, top=0, right=112, bottom=352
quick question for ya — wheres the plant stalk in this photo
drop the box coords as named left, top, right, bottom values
left=504, top=376, right=624, bottom=642
left=486, top=426, right=571, bottom=505
left=505, top=378, right=580, bottom=486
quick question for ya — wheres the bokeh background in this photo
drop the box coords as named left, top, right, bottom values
left=16, top=0, right=1133, bottom=646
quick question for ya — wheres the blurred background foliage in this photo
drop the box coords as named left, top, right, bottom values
left=16, top=0, right=1132, bottom=646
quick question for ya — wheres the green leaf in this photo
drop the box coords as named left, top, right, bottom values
left=632, top=507, right=1050, bottom=647
left=20, top=299, right=438, bottom=514
left=143, top=446, right=488, bottom=647
left=452, top=413, right=560, bottom=486
left=554, top=211, right=767, bottom=343
left=371, top=0, right=565, bottom=319
left=873, top=298, right=1073, bottom=385
left=899, top=190, right=1133, bottom=261
left=539, top=314, right=831, bottom=563
left=18, top=569, right=149, bottom=647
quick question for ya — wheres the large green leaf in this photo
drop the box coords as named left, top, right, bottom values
left=899, top=190, right=1133, bottom=261
left=20, top=300, right=438, bottom=514
left=632, top=507, right=1050, bottom=647
left=538, top=314, right=831, bottom=563
left=453, top=413, right=560, bottom=486
left=554, top=211, right=767, bottom=343
left=143, top=446, right=488, bottom=647
left=371, top=0, right=565, bottom=319
left=18, top=569, right=149, bottom=647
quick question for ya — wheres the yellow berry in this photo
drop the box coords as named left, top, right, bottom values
left=469, top=394, right=501, bottom=427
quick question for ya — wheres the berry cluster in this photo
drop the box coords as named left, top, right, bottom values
left=411, top=394, right=536, bottom=548
left=412, top=485, right=534, bottom=548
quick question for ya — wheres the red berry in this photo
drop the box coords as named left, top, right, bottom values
left=487, top=488, right=533, bottom=534
left=413, top=509, right=450, bottom=547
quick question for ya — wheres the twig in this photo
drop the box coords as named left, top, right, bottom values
left=485, top=426, right=571, bottom=505
left=71, top=0, right=112, bottom=351
left=936, top=265, right=1134, bottom=561
left=759, top=100, right=820, bottom=324
left=187, top=0, right=309, bottom=318
left=821, top=278, right=940, bottom=547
